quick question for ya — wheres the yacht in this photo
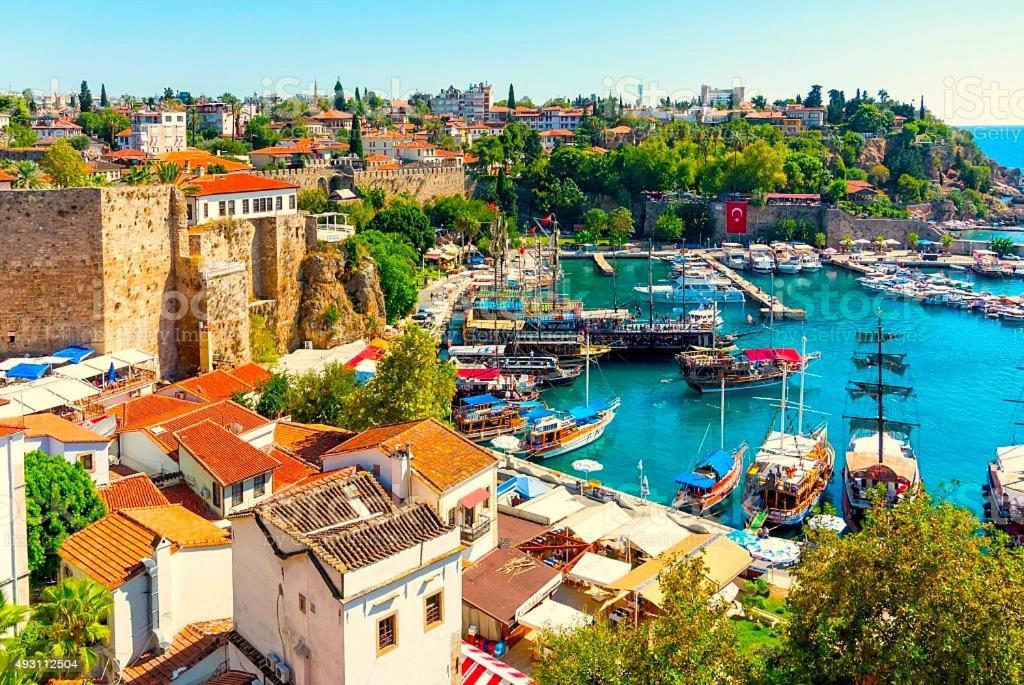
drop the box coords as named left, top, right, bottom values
left=633, top=274, right=746, bottom=304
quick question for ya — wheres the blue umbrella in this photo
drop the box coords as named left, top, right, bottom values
left=106, top=362, right=117, bottom=386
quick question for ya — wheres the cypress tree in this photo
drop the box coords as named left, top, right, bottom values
left=334, top=78, right=346, bottom=111
left=508, top=83, right=516, bottom=109
left=100, top=83, right=108, bottom=108
left=349, top=116, right=364, bottom=157
left=79, top=80, right=93, bottom=113
left=355, top=87, right=362, bottom=103
left=919, top=95, right=926, bottom=120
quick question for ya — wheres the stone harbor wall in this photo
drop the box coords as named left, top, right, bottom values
left=253, top=162, right=466, bottom=202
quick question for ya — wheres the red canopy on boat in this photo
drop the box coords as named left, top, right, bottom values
left=457, top=368, right=502, bottom=381
left=742, top=348, right=801, bottom=363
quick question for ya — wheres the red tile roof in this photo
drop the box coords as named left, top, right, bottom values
left=98, top=473, right=170, bottom=512
left=269, top=448, right=317, bottom=492
left=149, top=400, right=269, bottom=455
left=310, top=109, right=353, bottom=121
left=160, top=482, right=219, bottom=520
left=0, top=425, right=26, bottom=439
left=122, top=619, right=233, bottom=685
left=204, top=671, right=259, bottom=685
left=113, top=394, right=203, bottom=432
left=106, top=148, right=152, bottom=161
left=326, top=419, right=496, bottom=493
left=21, top=413, right=108, bottom=444
left=187, top=173, right=298, bottom=197
left=273, top=421, right=354, bottom=466
left=177, top=420, right=280, bottom=486
left=165, top=369, right=251, bottom=402
left=227, top=362, right=272, bottom=389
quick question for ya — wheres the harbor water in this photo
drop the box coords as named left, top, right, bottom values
left=539, top=258, right=1024, bottom=529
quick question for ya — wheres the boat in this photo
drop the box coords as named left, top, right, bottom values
left=455, top=367, right=539, bottom=402
left=487, top=356, right=582, bottom=387
left=515, top=334, right=620, bottom=460
left=683, top=305, right=724, bottom=330
left=841, top=316, right=922, bottom=529
left=971, top=249, right=1005, bottom=278
left=776, top=254, right=803, bottom=275
left=985, top=446, right=1024, bottom=545
left=722, top=242, right=748, bottom=270
left=452, top=394, right=526, bottom=441
left=633, top=274, right=746, bottom=305
left=742, top=339, right=836, bottom=527
left=676, top=346, right=820, bottom=393
left=673, top=375, right=748, bottom=514
left=748, top=246, right=775, bottom=274
left=794, top=245, right=822, bottom=272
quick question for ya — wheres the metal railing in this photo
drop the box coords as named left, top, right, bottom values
left=460, top=514, right=492, bottom=543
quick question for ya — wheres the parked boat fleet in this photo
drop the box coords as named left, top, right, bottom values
left=722, top=241, right=823, bottom=275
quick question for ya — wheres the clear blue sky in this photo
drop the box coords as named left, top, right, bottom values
left=7, top=0, right=1024, bottom=124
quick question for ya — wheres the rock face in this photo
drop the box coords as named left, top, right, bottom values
left=857, top=137, right=888, bottom=170
left=298, top=250, right=385, bottom=349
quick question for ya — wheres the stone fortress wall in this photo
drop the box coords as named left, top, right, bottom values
left=253, top=161, right=468, bottom=202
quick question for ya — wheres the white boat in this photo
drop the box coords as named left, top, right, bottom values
left=685, top=306, right=724, bottom=329
left=799, top=252, right=822, bottom=271
left=748, top=247, right=775, bottom=274
left=776, top=255, right=802, bottom=274
left=633, top=275, right=746, bottom=304
left=722, top=243, right=748, bottom=270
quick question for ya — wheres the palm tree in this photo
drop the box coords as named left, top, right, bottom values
left=0, top=595, right=31, bottom=685
left=0, top=594, right=29, bottom=639
left=122, top=162, right=154, bottom=186
left=32, top=577, right=112, bottom=676
left=154, top=161, right=199, bottom=193
left=874, top=233, right=887, bottom=253
left=10, top=161, right=46, bottom=189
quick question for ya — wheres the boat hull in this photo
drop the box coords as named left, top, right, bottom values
left=524, top=412, right=615, bottom=461
left=673, top=445, right=746, bottom=515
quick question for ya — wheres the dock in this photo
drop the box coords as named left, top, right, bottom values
left=699, top=253, right=806, bottom=321
left=592, top=253, right=615, bottom=276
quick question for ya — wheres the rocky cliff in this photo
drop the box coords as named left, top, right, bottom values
left=297, top=249, right=385, bottom=349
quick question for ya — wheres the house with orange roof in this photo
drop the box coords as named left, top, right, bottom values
left=30, top=117, right=83, bottom=141
left=309, top=108, right=354, bottom=133
left=157, top=148, right=251, bottom=175
left=600, top=124, right=634, bottom=148
left=58, top=504, right=233, bottom=679
left=20, top=413, right=112, bottom=485
left=157, top=364, right=270, bottom=404
left=184, top=173, right=298, bottom=226
left=321, top=418, right=498, bottom=561
left=98, top=472, right=170, bottom=512
left=0, top=425, right=29, bottom=608
left=113, top=127, right=133, bottom=149
left=362, top=130, right=415, bottom=159
left=396, top=139, right=438, bottom=164
left=538, top=128, right=577, bottom=150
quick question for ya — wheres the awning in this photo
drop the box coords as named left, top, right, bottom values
left=5, top=363, right=50, bottom=380
left=674, top=472, right=716, bottom=490
left=460, top=487, right=490, bottom=509
left=51, top=346, right=94, bottom=364
left=517, top=598, right=593, bottom=632
left=461, top=394, right=501, bottom=407
left=566, top=552, right=631, bottom=587
left=569, top=400, right=609, bottom=422
left=460, top=642, right=532, bottom=685
left=561, top=501, right=632, bottom=544
left=514, top=487, right=586, bottom=525
left=457, top=368, right=502, bottom=381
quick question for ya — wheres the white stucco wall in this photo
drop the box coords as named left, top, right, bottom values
left=119, top=431, right=180, bottom=475
left=179, top=446, right=274, bottom=518
left=0, top=432, right=28, bottom=610
left=24, top=436, right=111, bottom=486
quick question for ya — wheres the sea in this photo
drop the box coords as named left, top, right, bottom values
left=527, top=126, right=1024, bottom=529
left=960, top=125, right=1024, bottom=242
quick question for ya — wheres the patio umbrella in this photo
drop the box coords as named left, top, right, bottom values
left=852, top=239, right=871, bottom=245
left=821, top=247, right=838, bottom=255
left=807, top=514, right=847, bottom=533
left=572, top=459, right=604, bottom=476
left=883, top=239, right=901, bottom=246
left=105, top=362, right=117, bottom=386
left=490, top=435, right=521, bottom=452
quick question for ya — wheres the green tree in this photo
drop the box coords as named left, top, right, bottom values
left=907, top=231, right=920, bottom=250
left=579, top=207, right=608, bottom=243
left=347, top=231, right=419, bottom=322
left=782, top=495, right=1024, bottom=684
left=6, top=123, right=37, bottom=147
left=245, top=114, right=280, bottom=149
left=288, top=362, right=362, bottom=427
left=31, top=577, right=112, bottom=677
left=9, top=160, right=46, bottom=189
left=348, top=116, right=364, bottom=157
left=24, top=450, right=104, bottom=583
left=751, top=94, right=767, bottom=111
left=813, top=231, right=827, bottom=248
left=298, top=187, right=330, bottom=214
left=366, top=203, right=434, bottom=253
left=66, top=134, right=90, bottom=151
left=804, top=84, right=823, bottom=108
left=334, top=79, right=347, bottom=111
left=868, top=163, right=891, bottom=186
left=654, top=210, right=684, bottom=240
left=99, top=83, right=108, bottom=108
left=249, top=313, right=279, bottom=363
left=78, top=80, right=92, bottom=113
left=896, top=173, right=928, bottom=204
left=823, top=178, right=848, bottom=204
left=507, top=83, right=516, bottom=110
left=534, top=558, right=748, bottom=684
left=350, top=326, right=456, bottom=429
left=469, top=136, right=505, bottom=169
left=39, top=138, right=88, bottom=188
left=941, top=232, right=955, bottom=252
left=990, top=235, right=1015, bottom=257
left=606, top=206, right=635, bottom=247
left=255, top=372, right=291, bottom=418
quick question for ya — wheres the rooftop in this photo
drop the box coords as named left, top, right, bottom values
left=20, top=413, right=109, bottom=443
left=149, top=399, right=269, bottom=454
left=121, top=619, right=233, bottom=685
left=98, top=473, right=170, bottom=512
left=462, top=547, right=560, bottom=624
left=187, top=173, right=298, bottom=197
left=112, top=394, right=202, bottom=432
left=326, top=418, right=497, bottom=493
left=273, top=421, right=354, bottom=466
left=176, top=419, right=280, bottom=486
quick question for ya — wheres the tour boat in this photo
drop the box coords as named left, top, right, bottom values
left=674, top=444, right=748, bottom=515
left=722, top=243, right=748, bottom=270
left=971, top=250, right=1005, bottom=279
left=489, top=356, right=582, bottom=387
left=776, top=254, right=803, bottom=275
left=683, top=306, right=724, bottom=330
left=841, top=317, right=922, bottom=529
left=676, top=346, right=820, bottom=394
left=748, top=247, right=776, bottom=274
left=984, top=444, right=1024, bottom=546
left=633, top=275, right=746, bottom=305
left=455, top=367, right=539, bottom=402
left=453, top=394, right=526, bottom=442
left=742, top=339, right=835, bottom=527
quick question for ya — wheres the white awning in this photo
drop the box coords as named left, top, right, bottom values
left=512, top=487, right=586, bottom=525
left=0, top=376, right=99, bottom=417
left=54, top=348, right=154, bottom=381
left=110, top=348, right=155, bottom=366
left=561, top=501, right=632, bottom=544
left=565, top=552, right=631, bottom=587
left=606, top=513, right=692, bottom=557
left=517, top=598, right=593, bottom=633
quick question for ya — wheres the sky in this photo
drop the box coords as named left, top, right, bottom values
left=5, top=0, right=1024, bottom=124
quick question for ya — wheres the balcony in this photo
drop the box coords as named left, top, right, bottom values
left=460, top=514, right=492, bottom=543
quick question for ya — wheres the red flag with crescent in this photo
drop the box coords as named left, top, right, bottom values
left=726, top=201, right=748, bottom=234
left=540, top=214, right=553, bottom=226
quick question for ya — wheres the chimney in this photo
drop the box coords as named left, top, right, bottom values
left=397, top=443, right=413, bottom=501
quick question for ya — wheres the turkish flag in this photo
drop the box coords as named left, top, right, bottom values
left=726, top=201, right=748, bottom=234
left=540, top=214, right=553, bottom=226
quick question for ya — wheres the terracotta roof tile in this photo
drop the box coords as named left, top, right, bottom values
left=269, top=448, right=317, bottom=492
left=113, top=394, right=203, bottom=432
left=204, top=671, right=259, bottom=685
left=273, top=421, right=354, bottom=466
left=0, top=425, right=26, bottom=439
left=226, top=362, right=272, bottom=389
left=165, top=369, right=252, bottom=402
left=21, top=413, right=108, bottom=444
left=98, top=473, right=170, bottom=512
left=187, top=173, right=298, bottom=197
left=149, top=400, right=269, bottom=455
left=326, top=419, right=496, bottom=492
left=158, top=149, right=250, bottom=172
left=160, top=482, right=220, bottom=520
left=122, top=619, right=233, bottom=685
left=177, top=420, right=280, bottom=486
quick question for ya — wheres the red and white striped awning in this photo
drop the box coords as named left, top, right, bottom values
left=461, top=642, right=532, bottom=685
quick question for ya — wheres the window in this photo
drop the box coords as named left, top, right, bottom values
left=78, top=453, right=94, bottom=471
left=372, top=464, right=381, bottom=478
left=242, top=199, right=249, bottom=214
left=254, top=472, right=266, bottom=497
left=298, top=594, right=307, bottom=614
left=231, top=482, right=243, bottom=506
left=289, top=194, right=295, bottom=209
left=218, top=201, right=226, bottom=216
left=203, top=202, right=209, bottom=219
left=212, top=483, right=221, bottom=507
left=377, top=613, right=397, bottom=654
left=275, top=195, right=283, bottom=211
left=227, top=200, right=235, bottom=216
left=424, top=591, right=443, bottom=629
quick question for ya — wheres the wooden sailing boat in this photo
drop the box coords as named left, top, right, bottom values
left=742, top=337, right=836, bottom=527
left=673, top=376, right=748, bottom=515
left=842, top=313, right=922, bottom=528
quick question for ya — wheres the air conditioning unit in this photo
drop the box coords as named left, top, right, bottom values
left=267, top=653, right=281, bottom=668
left=275, top=662, right=293, bottom=683
left=303, top=340, right=313, bottom=350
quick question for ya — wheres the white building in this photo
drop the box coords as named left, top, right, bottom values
left=0, top=427, right=28, bottom=611
left=430, top=83, right=492, bottom=121
left=227, top=469, right=463, bottom=685
left=783, top=104, right=826, bottom=129
left=321, top=419, right=499, bottom=562
left=700, top=84, right=746, bottom=108
left=362, top=131, right=415, bottom=159
left=58, top=504, right=233, bottom=678
left=30, top=117, right=83, bottom=140
left=194, top=101, right=258, bottom=138
left=185, top=173, right=299, bottom=226
left=129, top=110, right=187, bottom=155
left=21, top=413, right=112, bottom=486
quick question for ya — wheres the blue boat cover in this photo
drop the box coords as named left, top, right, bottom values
left=462, top=394, right=500, bottom=407
left=475, top=299, right=524, bottom=311
left=674, top=449, right=734, bottom=490
left=51, top=346, right=94, bottom=363
left=569, top=400, right=609, bottom=421
left=6, top=362, right=50, bottom=380
left=524, top=406, right=556, bottom=422
left=705, top=449, right=735, bottom=479
left=674, top=472, right=717, bottom=490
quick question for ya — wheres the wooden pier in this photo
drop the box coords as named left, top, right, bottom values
left=592, top=253, right=615, bottom=276
left=699, top=253, right=806, bottom=321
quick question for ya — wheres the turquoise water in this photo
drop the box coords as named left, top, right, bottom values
left=959, top=229, right=1024, bottom=244
left=539, top=259, right=1024, bottom=528
left=963, top=125, right=1024, bottom=172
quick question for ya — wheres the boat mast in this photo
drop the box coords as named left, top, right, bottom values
left=550, top=216, right=559, bottom=311
left=647, top=239, right=654, bottom=329
left=720, top=375, right=726, bottom=450
left=876, top=313, right=885, bottom=464
left=584, top=326, right=591, bottom=408
left=779, top=363, right=788, bottom=451
left=769, top=270, right=776, bottom=349
left=798, top=334, right=807, bottom=435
